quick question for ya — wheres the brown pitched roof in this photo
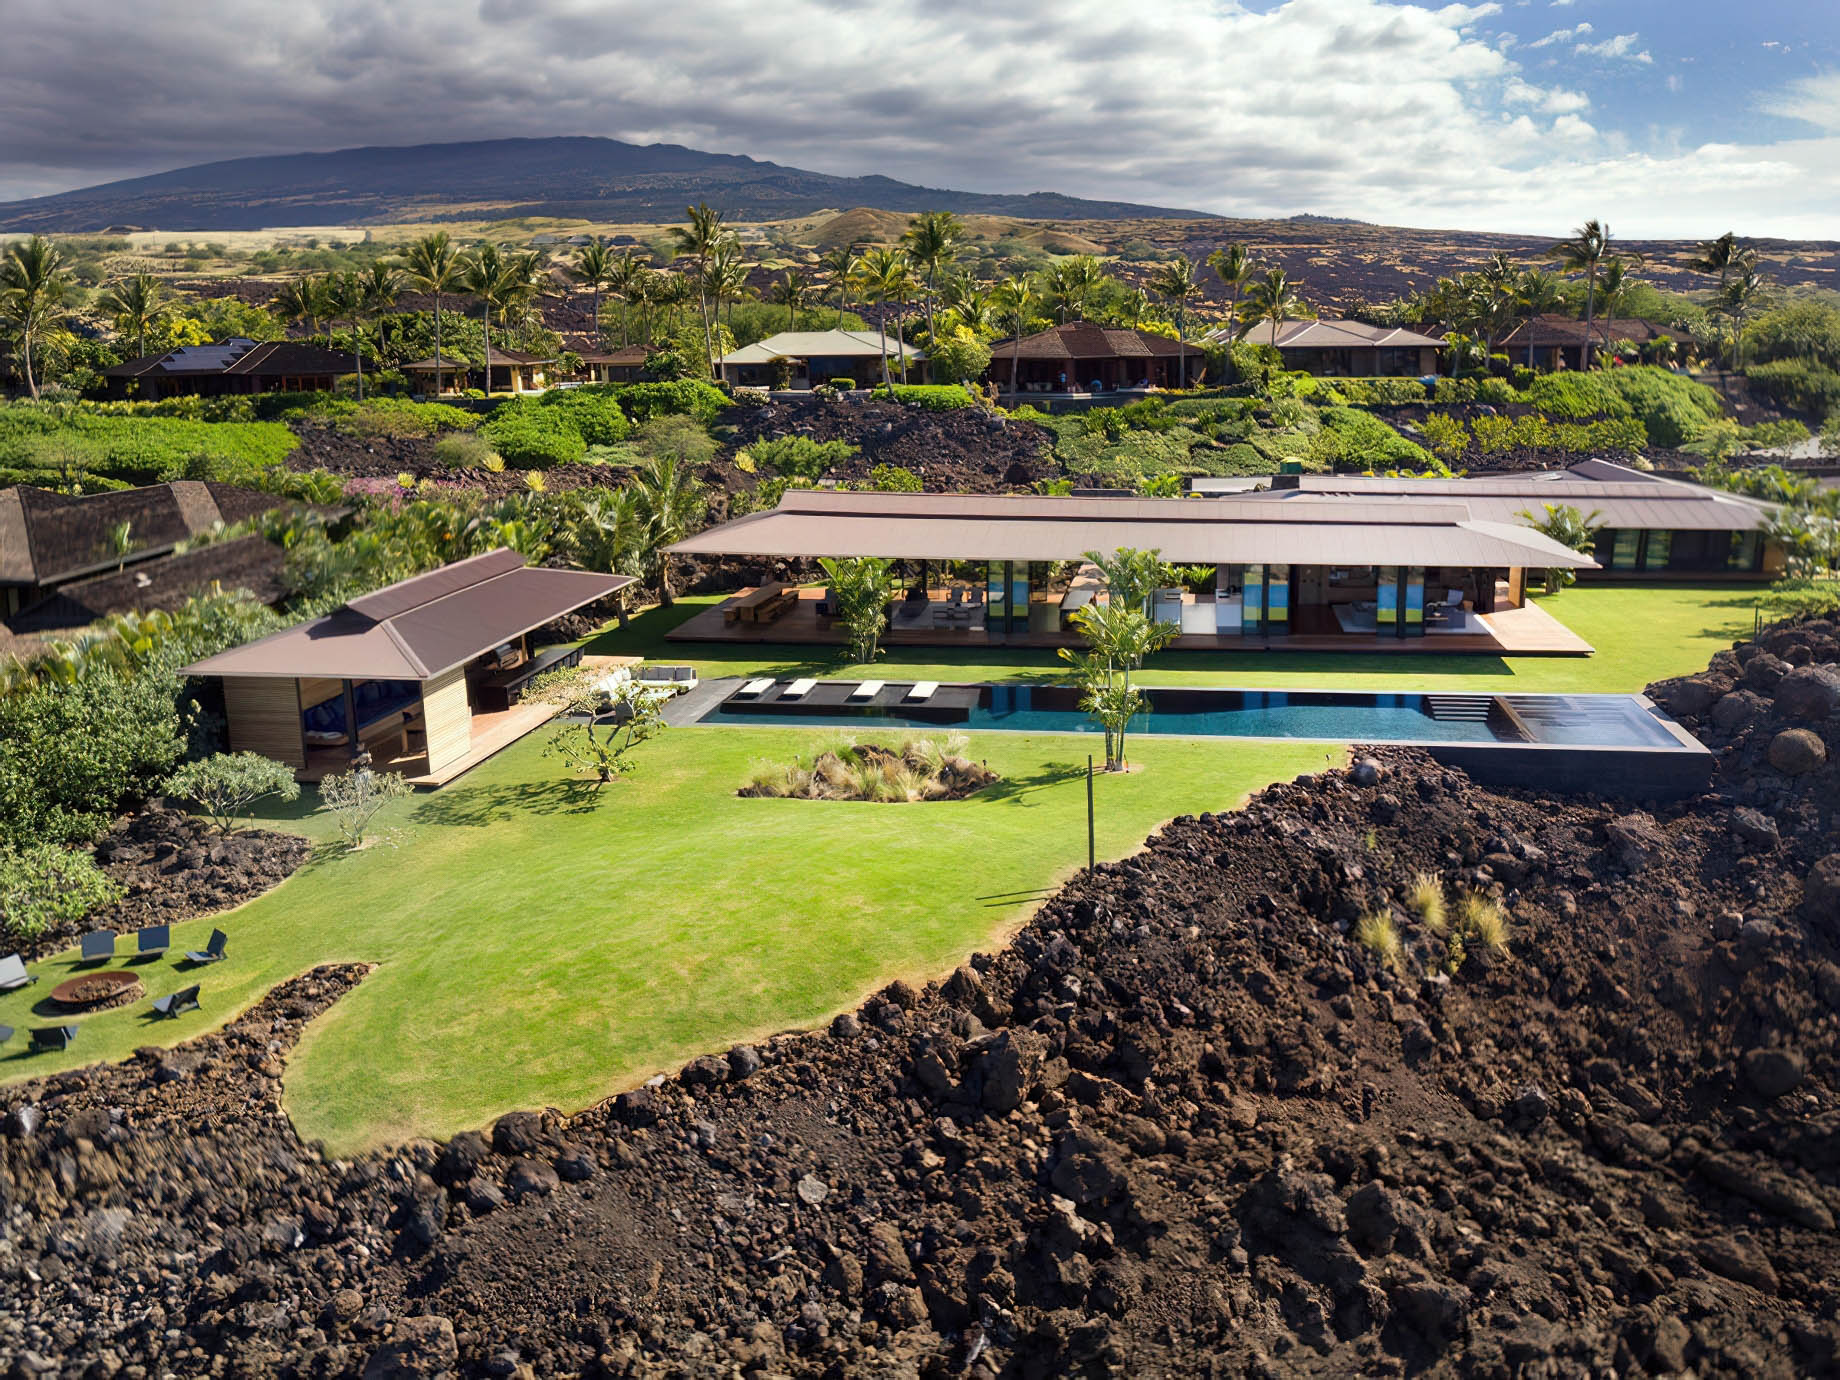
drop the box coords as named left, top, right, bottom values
left=6, top=535, right=289, bottom=634
left=578, top=346, right=650, bottom=365
left=1498, top=315, right=1678, bottom=347
left=986, top=322, right=1201, bottom=362
left=1224, top=319, right=1445, bottom=350
left=104, top=338, right=349, bottom=379
left=401, top=346, right=555, bottom=370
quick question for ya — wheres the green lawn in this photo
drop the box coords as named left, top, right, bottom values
left=592, top=582, right=1759, bottom=694
left=0, top=727, right=1325, bottom=1154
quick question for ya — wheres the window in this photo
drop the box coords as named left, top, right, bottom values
left=1729, top=532, right=1762, bottom=572
left=1643, top=531, right=1672, bottom=571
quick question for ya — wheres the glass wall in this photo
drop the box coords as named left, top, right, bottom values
left=1375, top=566, right=1399, bottom=632
left=1402, top=566, right=1425, bottom=637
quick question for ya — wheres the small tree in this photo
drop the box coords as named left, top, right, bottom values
left=318, top=767, right=412, bottom=848
left=818, top=556, right=894, bottom=663
left=1057, top=555, right=1179, bottom=770
left=163, top=752, right=301, bottom=834
left=1518, top=502, right=1603, bottom=594
left=536, top=667, right=668, bottom=787
left=0, top=844, right=125, bottom=939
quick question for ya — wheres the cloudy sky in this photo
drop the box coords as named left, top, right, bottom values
left=3, top=0, right=1837, bottom=236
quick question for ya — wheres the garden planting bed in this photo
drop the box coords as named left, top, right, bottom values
left=739, top=738, right=1000, bottom=802
left=283, top=422, right=620, bottom=497
left=5, top=620, right=1840, bottom=1375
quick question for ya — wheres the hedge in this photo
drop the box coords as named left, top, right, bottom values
left=875, top=383, right=975, bottom=410
left=1746, top=360, right=1840, bottom=420
left=1316, top=406, right=1431, bottom=469
left=590, top=380, right=729, bottom=424
left=0, top=407, right=299, bottom=483
left=478, top=408, right=589, bottom=467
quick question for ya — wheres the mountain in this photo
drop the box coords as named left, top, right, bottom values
left=0, top=136, right=1209, bottom=232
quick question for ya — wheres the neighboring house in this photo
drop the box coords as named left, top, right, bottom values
left=1188, top=460, right=1783, bottom=579
left=104, top=338, right=351, bottom=400
left=401, top=346, right=554, bottom=395
left=985, top=322, right=1205, bottom=395
left=180, top=548, right=632, bottom=786
left=1498, top=315, right=1680, bottom=371
left=717, top=330, right=925, bottom=388
left=577, top=346, right=650, bottom=383
left=668, top=487, right=1595, bottom=653
left=0, top=480, right=316, bottom=622
left=1205, top=319, right=1445, bottom=378
left=6, top=536, right=289, bottom=635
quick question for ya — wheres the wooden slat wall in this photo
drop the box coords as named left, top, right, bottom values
left=299, top=676, right=344, bottom=709
left=421, top=667, right=472, bottom=773
left=224, top=677, right=305, bottom=770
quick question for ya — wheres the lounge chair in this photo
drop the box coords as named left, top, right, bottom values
left=905, top=681, right=940, bottom=703
left=31, top=1026, right=78, bottom=1053
left=0, top=1024, right=12, bottom=1048
left=0, top=953, right=35, bottom=993
left=79, top=931, right=115, bottom=965
left=152, top=985, right=201, bottom=1019
left=734, top=678, right=774, bottom=699
left=185, top=929, right=228, bottom=965
left=137, top=925, right=170, bottom=958
left=783, top=678, right=817, bottom=700
left=848, top=680, right=884, bottom=702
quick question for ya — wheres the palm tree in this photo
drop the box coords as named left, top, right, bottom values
left=567, top=488, right=644, bottom=625
left=1592, top=256, right=1642, bottom=359
left=1239, top=267, right=1303, bottom=345
left=878, top=253, right=920, bottom=382
left=1043, top=255, right=1104, bottom=323
left=321, top=271, right=368, bottom=399
left=1688, top=232, right=1753, bottom=291
left=271, top=276, right=329, bottom=335
left=668, top=203, right=727, bottom=378
left=397, top=231, right=462, bottom=395
left=358, top=261, right=400, bottom=365
left=707, top=240, right=753, bottom=334
left=460, top=244, right=514, bottom=394
left=820, top=242, right=861, bottom=326
left=0, top=235, right=68, bottom=398
left=900, top=210, right=964, bottom=343
left=769, top=270, right=810, bottom=330
left=1714, top=268, right=1768, bottom=370
left=630, top=451, right=707, bottom=606
left=991, top=275, right=1035, bottom=399
left=1148, top=256, right=1201, bottom=388
left=98, top=273, right=163, bottom=360
left=858, top=247, right=904, bottom=385
left=608, top=251, right=650, bottom=347
left=940, top=274, right=992, bottom=336
left=1206, top=243, right=1253, bottom=326
left=1513, top=269, right=1565, bottom=368
left=571, top=241, right=615, bottom=347
left=1546, top=219, right=1612, bottom=369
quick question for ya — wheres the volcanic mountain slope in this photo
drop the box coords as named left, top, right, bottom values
left=0, top=137, right=1208, bottom=233
left=5, top=619, right=1840, bottom=1376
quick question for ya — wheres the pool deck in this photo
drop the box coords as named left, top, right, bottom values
left=666, top=588, right=1593, bottom=656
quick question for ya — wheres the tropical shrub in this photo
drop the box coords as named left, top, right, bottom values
left=1518, top=501, right=1602, bottom=593
left=864, top=463, right=923, bottom=492
left=162, top=752, right=301, bottom=834
left=599, top=380, right=729, bottom=424
left=1524, top=372, right=1630, bottom=421
left=1317, top=406, right=1430, bottom=469
left=1746, top=299, right=1840, bottom=371
left=925, top=330, right=992, bottom=385
left=1597, top=367, right=1722, bottom=448
left=740, top=735, right=996, bottom=802
left=876, top=383, right=974, bottom=410
left=818, top=556, right=895, bottom=662
left=479, top=407, right=588, bottom=467
left=0, top=407, right=298, bottom=484
left=432, top=432, right=500, bottom=469
left=0, top=843, right=125, bottom=940
left=1746, top=359, right=1840, bottom=419
left=1418, top=412, right=1469, bottom=464
left=746, top=436, right=858, bottom=481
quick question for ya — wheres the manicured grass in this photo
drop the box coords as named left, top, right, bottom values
left=0, top=727, right=1325, bottom=1154
left=594, top=583, right=1759, bottom=695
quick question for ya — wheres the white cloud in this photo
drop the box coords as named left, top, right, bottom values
left=0, top=0, right=1833, bottom=237
left=1761, top=70, right=1840, bottom=133
left=1530, top=22, right=1592, bottom=48
left=1576, top=33, right=1653, bottom=64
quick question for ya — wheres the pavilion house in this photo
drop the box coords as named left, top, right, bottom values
left=180, top=549, right=632, bottom=786
left=1497, top=315, right=1680, bottom=371
left=400, top=346, right=555, bottom=395
left=985, top=322, right=1205, bottom=396
left=716, top=331, right=925, bottom=389
left=578, top=346, right=650, bottom=383
left=104, top=339, right=351, bottom=400
left=1205, top=320, right=1445, bottom=378
left=1189, top=461, right=1784, bottom=580
left=1, top=480, right=322, bottom=622
left=666, top=489, right=1598, bottom=655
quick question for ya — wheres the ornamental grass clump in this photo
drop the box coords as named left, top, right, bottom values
left=738, top=737, right=996, bottom=802
left=1407, top=872, right=1447, bottom=933
left=1354, top=909, right=1401, bottom=972
left=1459, top=891, right=1511, bottom=953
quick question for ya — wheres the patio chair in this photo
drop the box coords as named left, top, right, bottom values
left=30, top=1026, right=78, bottom=1053
left=0, top=953, right=35, bottom=993
left=136, top=925, right=170, bottom=958
left=184, top=929, right=228, bottom=965
left=734, top=678, right=774, bottom=699
left=152, top=985, right=201, bottom=1019
left=905, top=681, right=940, bottom=703
left=79, top=931, right=115, bottom=965
left=848, top=680, right=884, bottom=702
left=783, top=678, right=817, bottom=699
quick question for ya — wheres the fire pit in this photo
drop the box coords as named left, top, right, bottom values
left=49, top=970, right=145, bottom=1013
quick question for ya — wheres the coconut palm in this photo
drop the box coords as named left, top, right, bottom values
left=271, top=276, right=329, bottom=335
left=1239, top=267, right=1304, bottom=345
left=900, top=210, right=964, bottom=344
left=320, top=271, right=369, bottom=399
left=569, top=240, right=615, bottom=348
left=820, top=242, right=861, bottom=326
left=1592, top=256, right=1643, bottom=359
left=768, top=269, right=810, bottom=330
left=1513, top=269, right=1565, bottom=368
left=397, top=232, right=462, bottom=393
left=0, top=235, right=69, bottom=398
left=668, top=202, right=728, bottom=377
left=940, top=274, right=992, bottom=336
left=1148, top=256, right=1202, bottom=388
left=991, top=275, right=1035, bottom=398
left=630, top=450, right=707, bottom=606
left=1688, top=232, right=1754, bottom=291
left=858, top=247, right=905, bottom=385
left=1546, top=219, right=1613, bottom=369
left=706, top=240, right=753, bottom=333
left=1206, top=243, right=1253, bottom=325
left=98, top=272, right=164, bottom=360
left=1713, top=268, right=1769, bottom=370
left=1043, top=255, right=1104, bottom=323
left=608, top=251, right=650, bottom=347
left=358, top=261, right=401, bottom=364
left=460, top=244, right=515, bottom=394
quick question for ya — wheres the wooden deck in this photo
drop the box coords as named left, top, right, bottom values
left=667, top=588, right=1593, bottom=657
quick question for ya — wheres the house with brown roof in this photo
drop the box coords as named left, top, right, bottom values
left=1204, top=319, right=1445, bottom=377
left=181, top=548, right=633, bottom=786
left=1498, top=315, right=1680, bottom=371
left=0, top=480, right=315, bottom=624
left=985, top=322, right=1204, bottom=395
left=717, top=330, right=924, bottom=388
left=400, top=346, right=555, bottom=395
left=578, top=346, right=650, bottom=383
left=104, top=338, right=350, bottom=400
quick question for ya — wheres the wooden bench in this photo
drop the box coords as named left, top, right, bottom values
left=475, top=644, right=583, bottom=712
left=723, top=584, right=791, bottom=625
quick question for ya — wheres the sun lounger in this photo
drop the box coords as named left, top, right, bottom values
left=848, top=680, right=884, bottom=702
left=734, top=678, right=774, bottom=699
left=152, top=985, right=201, bottom=1019
left=79, top=931, right=115, bottom=964
left=185, top=929, right=228, bottom=965
left=783, top=678, right=817, bottom=699
left=137, top=925, right=170, bottom=958
left=31, top=1026, right=77, bottom=1053
left=0, top=953, right=35, bottom=993
left=905, top=681, right=940, bottom=703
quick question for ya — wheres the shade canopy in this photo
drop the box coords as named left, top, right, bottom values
left=181, top=548, right=632, bottom=681
left=669, top=491, right=1598, bottom=570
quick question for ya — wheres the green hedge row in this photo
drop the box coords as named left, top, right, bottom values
left=0, top=407, right=299, bottom=483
